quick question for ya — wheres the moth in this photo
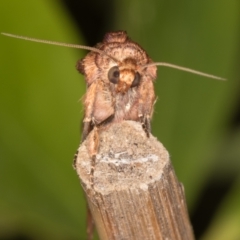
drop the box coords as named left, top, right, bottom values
left=2, top=31, right=225, bottom=188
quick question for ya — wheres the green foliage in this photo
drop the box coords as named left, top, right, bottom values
left=0, top=0, right=239, bottom=239
left=0, top=1, right=86, bottom=239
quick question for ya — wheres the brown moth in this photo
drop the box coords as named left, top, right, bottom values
left=2, top=31, right=225, bottom=189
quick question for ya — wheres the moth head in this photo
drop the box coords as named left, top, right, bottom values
left=108, top=58, right=142, bottom=93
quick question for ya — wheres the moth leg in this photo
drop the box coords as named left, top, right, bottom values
left=139, top=114, right=151, bottom=137
left=73, top=124, right=99, bottom=188
left=87, top=125, right=99, bottom=189
left=73, top=119, right=94, bottom=169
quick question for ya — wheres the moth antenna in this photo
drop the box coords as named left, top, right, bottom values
left=142, top=62, right=226, bottom=81
left=1, top=32, right=119, bottom=63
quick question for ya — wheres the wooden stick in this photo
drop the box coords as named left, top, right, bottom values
left=75, top=121, right=195, bottom=240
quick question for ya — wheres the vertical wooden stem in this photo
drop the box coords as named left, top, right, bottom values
left=75, top=121, right=195, bottom=240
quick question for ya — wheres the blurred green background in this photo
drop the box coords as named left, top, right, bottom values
left=0, top=1, right=239, bottom=239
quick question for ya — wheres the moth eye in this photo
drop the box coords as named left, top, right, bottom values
left=108, top=66, right=120, bottom=84
left=131, top=72, right=141, bottom=87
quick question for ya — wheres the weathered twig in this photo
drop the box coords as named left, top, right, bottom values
left=75, top=121, right=195, bottom=240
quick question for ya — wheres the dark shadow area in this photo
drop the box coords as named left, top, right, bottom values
left=0, top=234, right=32, bottom=240
left=61, top=0, right=115, bottom=45
left=190, top=176, right=237, bottom=239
